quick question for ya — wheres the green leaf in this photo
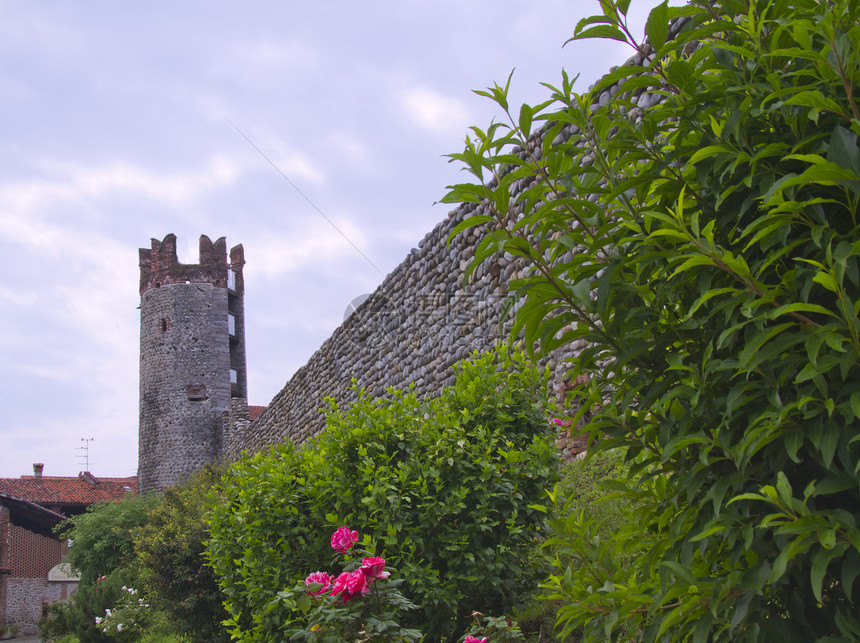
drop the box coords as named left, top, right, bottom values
left=568, top=25, right=629, bottom=44
left=669, top=254, right=716, bottom=278
left=828, top=125, right=860, bottom=178
left=811, top=547, right=836, bottom=603
left=645, top=1, right=669, bottom=51
left=688, top=144, right=734, bottom=166
left=783, top=90, right=848, bottom=118
left=850, top=393, right=860, bottom=420
left=660, top=560, right=699, bottom=586
left=518, top=103, right=534, bottom=138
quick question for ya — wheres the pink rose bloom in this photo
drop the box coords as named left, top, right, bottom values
left=304, top=571, right=334, bottom=596
left=550, top=418, right=564, bottom=426
left=464, top=637, right=488, bottom=643
left=331, top=526, right=359, bottom=553
left=360, top=556, right=391, bottom=583
left=330, top=570, right=368, bottom=603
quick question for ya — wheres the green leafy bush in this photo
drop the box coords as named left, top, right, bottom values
left=40, top=570, right=134, bottom=643
left=43, top=494, right=157, bottom=642
left=206, top=345, right=559, bottom=641
left=133, top=465, right=230, bottom=643
left=44, top=471, right=228, bottom=642
left=443, top=0, right=860, bottom=639
left=63, top=493, right=158, bottom=585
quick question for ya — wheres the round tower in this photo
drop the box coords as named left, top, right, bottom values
left=138, top=234, right=246, bottom=492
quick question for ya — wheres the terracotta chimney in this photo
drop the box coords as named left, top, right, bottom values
left=33, top=463, right=44, bottom=478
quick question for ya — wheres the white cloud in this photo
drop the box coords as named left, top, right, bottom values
left=400, top=87, right=470, bottom=133
left=229, top=128, right=326, bottom=186
left=0, top=155, right=242, bottom=238
left=248, top=213, right=371, bottom=279
left=326, top=130, right=371, bottom=167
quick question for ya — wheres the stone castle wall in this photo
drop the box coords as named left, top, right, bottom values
left=224, top=26, right=681, bottom=458
left=227, top=210, right=581, bottom=457
left=138, top=235, right=246, bottom=493
left=139, top=281, right=232, bottom=491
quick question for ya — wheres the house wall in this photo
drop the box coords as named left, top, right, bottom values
left=5, top=579, right=69, bottom=634
left=0, top=505, right=9, bottom=626
left=0, top=519, right=70, bottom=634
left=9, top=525, right=62, bottom=578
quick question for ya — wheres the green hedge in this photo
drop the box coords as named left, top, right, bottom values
left=205, top=345, right=559, bottom=641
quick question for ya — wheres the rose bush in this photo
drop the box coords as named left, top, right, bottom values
left=206, top=345, right=558, bottom=641
left=279, top=528, right=421, bottom=642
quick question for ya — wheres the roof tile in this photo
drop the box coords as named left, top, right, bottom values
left=0, top=474, right=138, bottom=506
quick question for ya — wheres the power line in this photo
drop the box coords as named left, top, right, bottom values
left=230, top=122, right=384, bottom=277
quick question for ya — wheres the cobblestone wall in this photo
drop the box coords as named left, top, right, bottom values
left=227, top=209, right=585, bottom=458
left=4, top=578, right=68, bottom=634
left=138, top=234, right=246, bottom=493
left=224, top=26, right=682, bottom=459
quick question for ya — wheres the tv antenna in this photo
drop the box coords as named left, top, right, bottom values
left=76, top=438, right=95, bottom=473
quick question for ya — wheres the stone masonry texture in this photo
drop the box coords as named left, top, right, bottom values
left=222, top=30, right=681, bottom=459
left=138, top=23, right=685, bottom=474
left=138, top=234, right=246, bottom=493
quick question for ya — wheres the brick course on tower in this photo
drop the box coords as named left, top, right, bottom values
left=137, top=234, right=247, bottom=493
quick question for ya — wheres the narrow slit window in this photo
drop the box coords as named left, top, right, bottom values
left=228, top=313, right=236, bottom=336
left=227, top=268, right=236, bottom=291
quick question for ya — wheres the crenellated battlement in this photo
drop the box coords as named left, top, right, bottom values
left=138, top=232, right=248, bottom=492
left=139, top=234, right=244, bottom=294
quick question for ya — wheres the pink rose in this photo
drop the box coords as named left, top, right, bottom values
left=304, top=571, right=334, bottom=596
left=330, top=570, right=368, bottom=603
left=331, top=526, right=359, bottom=553
left=360, top=556, right=391, bottom=583
left=464, top=636, right=488, bottom=643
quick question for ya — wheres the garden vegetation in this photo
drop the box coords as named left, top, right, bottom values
left=38, top=0, right=860, bottom=640
left=204, top=346, right=559, bottom=642
left=442, top=0, right=860, bottom=639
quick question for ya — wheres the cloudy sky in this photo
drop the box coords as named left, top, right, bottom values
left=0, top=1, right=666, bottom=479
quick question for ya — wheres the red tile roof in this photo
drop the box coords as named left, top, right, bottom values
left=248, top=405, right=266, bottom=421
left=0, top=473, right=138, bottom=507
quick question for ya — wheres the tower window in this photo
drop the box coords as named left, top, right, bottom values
left=230, top=368, right=238, bottom=385
left=160, top=319, right=168, bottom=333
left=228, top=268, right=236, bottom=291
left=228, top=313, right=236, bottom=337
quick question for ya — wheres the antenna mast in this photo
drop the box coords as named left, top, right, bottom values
left=76, top=437, right=94, bottom=473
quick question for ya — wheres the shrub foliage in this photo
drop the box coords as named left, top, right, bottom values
left=205, top=346, right=559, bottom=641
left=133, top=465, right=231, bottom=642
left=443, top=0, right=860, bottom=640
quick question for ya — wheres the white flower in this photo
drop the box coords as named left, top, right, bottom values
left=94, top=617, right=102, bottom=624
left=116, top=623, right=123, bottom=632
left=105, top=609, right=112, bottom=617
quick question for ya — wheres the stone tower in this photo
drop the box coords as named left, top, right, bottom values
left=137, top=234, right=247, bottom=493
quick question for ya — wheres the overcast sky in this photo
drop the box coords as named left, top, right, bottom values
left=0, top=1, right=667, bottom=479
